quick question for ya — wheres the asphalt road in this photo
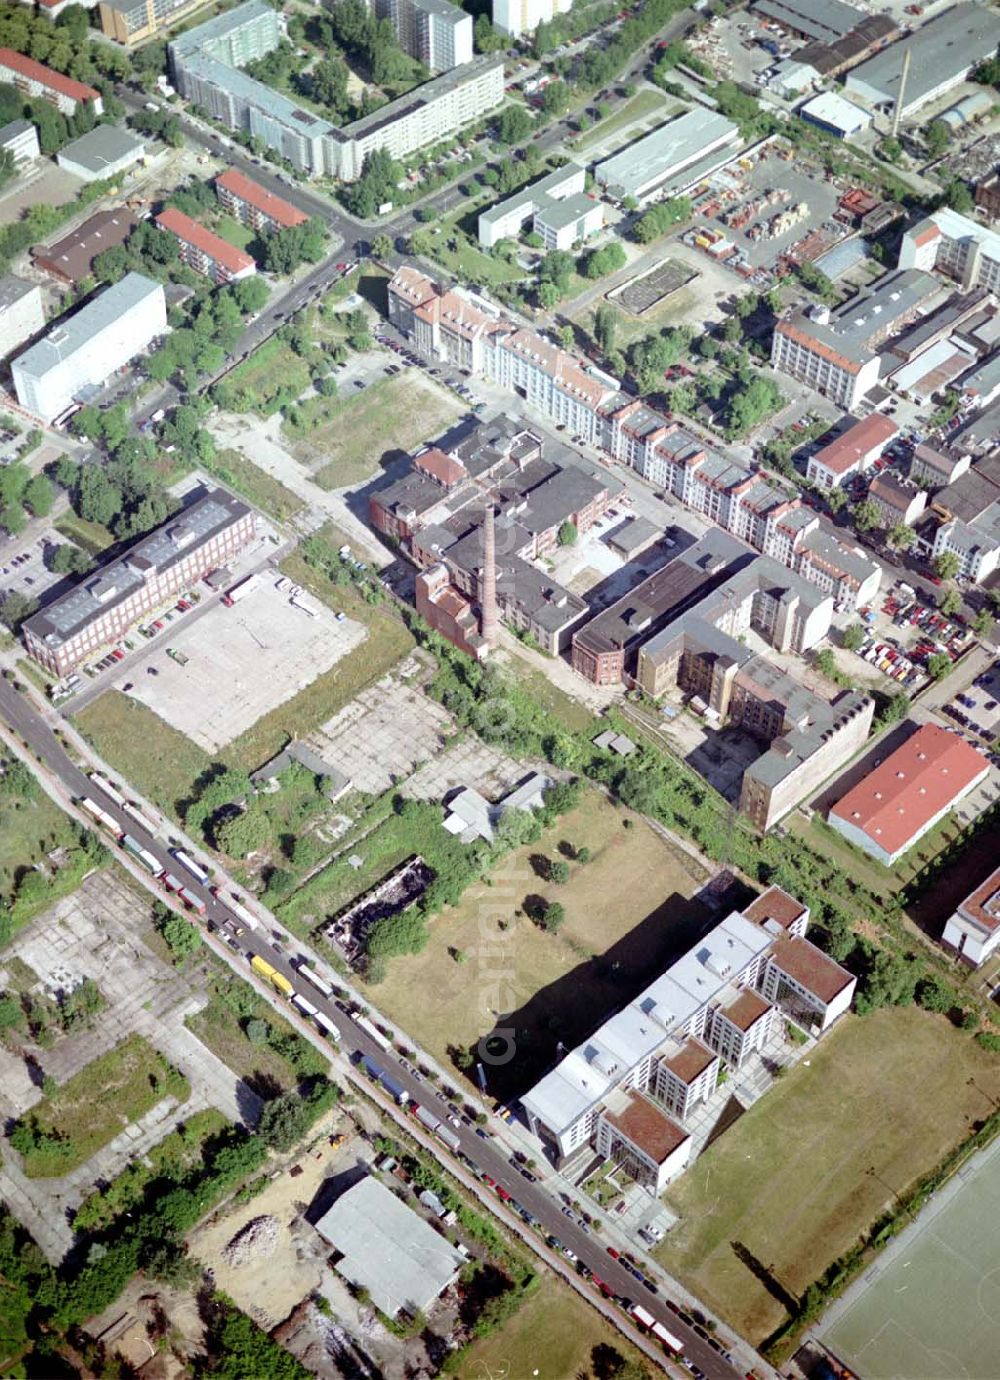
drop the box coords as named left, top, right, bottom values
left=0, top=676, right=744, bottom=1380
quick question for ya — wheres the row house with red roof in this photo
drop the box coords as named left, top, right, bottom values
left=0, top=48, right=102, bottom=116
left=155, top=207, right=256, bottom=285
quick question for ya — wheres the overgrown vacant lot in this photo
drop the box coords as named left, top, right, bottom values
left=15, top=1034, right=189, bottom=1177
left=0, top=772, right=83, bottom=900
left=656, top=1005, right=1000, bottom=1345
left=286, top=369, right=463, bottom=488
left=372, top=789, right=711, bottom=1099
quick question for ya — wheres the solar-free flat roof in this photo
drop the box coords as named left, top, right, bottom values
left=14, top=272, right=162, bottom=379
left=594, top=109, right=739, bottom=197
left=0, top=274, right=38, bottom=312
left=753, top=0, right=861, bottom=40
left=846, top=4, right=1000, bottom=111
left=57, top=125, right=145, bottom=175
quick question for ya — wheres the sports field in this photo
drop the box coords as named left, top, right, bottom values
left=820, top=1137, right=1000, bottom=1380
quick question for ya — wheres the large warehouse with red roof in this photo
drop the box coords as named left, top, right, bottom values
left=828, top=723, right=990, bottom=866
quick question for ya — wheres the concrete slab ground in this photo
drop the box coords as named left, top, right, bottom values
left=403, top=734, right=537, bottom=803
left=309, top=673, right=454, bottom=795
left=119, top=575, right=367, bottom=753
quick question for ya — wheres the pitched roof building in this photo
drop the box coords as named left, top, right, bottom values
left=806, top=414, right=898, bottom=489
left=828, top=724, right=990, bottom=865
left=215, top=168, right=307, bottom=231
left=155, top=207, right=256, bottom=283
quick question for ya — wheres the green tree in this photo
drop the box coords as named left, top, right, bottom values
left=371, top=232, right=393, bottom=259
left=549, top=859, right=570, bottom=884
left=853, top=498, right=882, bottom=532
left=498, top=104, right=533, bottom=144
left=925, top=120, right=950, bottom=157
left=581, top=242, right=626, bottom=279
left=558, top=520, right=577, bottom=546
left=972, top=608, right=994, bottom=640
left=934, top=551, right=961, bottom=582
left=841, top=624, right=865, bottom=652
left=888, top=523, right=915, bottom=551
left=938, top=586, right=961, bottom=617
left=542, top=900, right=565, bottom=933
left=593, top=301, right=617, bottom=354
left=215, top=808, right=270, bottom=859
left=926, top=653, right=951, bottom=680
left=157, top=913, right=200, bottom=960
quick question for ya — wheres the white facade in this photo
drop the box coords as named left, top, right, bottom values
left=479, top=163, right=602, bottom=250
left=771, top=318, right=880, bottom=410
left=12, top=273, right=166, bottom=423
left=594, top=109, right=741, bottom=205
left=0, top=119, right=39, bottom=165
left=493, top=0, right=570, bottom=38
left=0, top=276, right=44, bottom=360
left=370, top=0, right=473, bottom=72
left=899, top=209, right=1000, bottom=296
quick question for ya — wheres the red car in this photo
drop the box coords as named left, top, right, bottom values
left=495, top=1186, right=512, bottom=1201
left=112, top=649, right=125, bottom=661
left=606, top=1246, right=620, bottom=1259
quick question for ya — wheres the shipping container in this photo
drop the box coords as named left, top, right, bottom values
left=435, top=1124, right=461, bottom=1154
left=651, top=1321, right=683, bottom=1355
left=89, top=770, right=127, bottom=809
left=122, top=801, right=158, bottom=836
left=162, top=872, right=184, bottom=893
left=414, top=1105, right=442, bottom=1134
left=296, top=962, right=333, bottom=999
left=292, top=993, right=318, bottom=1018
left=171, top=848, right=209, bottom=886
left=222, top=572, right=261, bottom=607
left=79, top=796, right=120, bottom=832
left=178, top=886, right=206, bottom=915
left=631, top=1304, right=656, bottom=1330
left=313, top=1009, right=340, bottom=1040
left=120, top=833, right=162, bottom=875
left=355, top=1014, right=391, bottom=1051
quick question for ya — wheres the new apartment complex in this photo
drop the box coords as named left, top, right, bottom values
left=0, top=48, right=102, bottom=115
left=11, top=273, right=166, bottom=424
left=388, top=267, right=882, bottom=609
left=368, top=0, right=472, bottom=72
left=370, top=417, right=617, bottom=653
left=169, top=1, right=503, bottom=180
left=23, top=490, right=255, bottom=676
left=771, top=269, right=941, bottom=409
left=899, top=209, right=1000, bottom=297
left=521, top=886, right=855, bottom=1185
left=214, top=168, right=307, bottom=232
left=0, top=275, right=44, bottom=360
left=941, top=865, right=1000, bottom=968
left=155, top=207, right=257, bottom=283
left=478, top=163, right=603, bottom=252
left=829, top=723, right=989, bottom=866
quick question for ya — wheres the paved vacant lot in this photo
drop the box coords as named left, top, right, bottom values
left=120, top=577, right=367, bottom=752
left=656, top=1006, right=1000, bottom=1345
left=0, top=870, right=258, bottom=1260
left=309, top=671, right=453, bottom=794
left=403, top=734, right=534, bottom=802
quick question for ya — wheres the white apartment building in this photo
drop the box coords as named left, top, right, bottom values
left=0, top=118, right=39, bottom=165
left=941, top=866, right=1000, bottom=968
left=521, top=887, right=854, bottom=1184
left=899, top=209, right=1000, bottom=297
left=370, top=0, right=473, bottom=72
left=11, top=273, right=166, bottom=424
left=478, top=162, right=603, bottom=251
left=0, top=47, right=102, bottom=116
left=0, top=275, right=44, bottom=360
left=492, top=0, right=570, bottom=38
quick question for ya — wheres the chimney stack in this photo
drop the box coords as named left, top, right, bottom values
left=481, top=503, right=498, bottom=648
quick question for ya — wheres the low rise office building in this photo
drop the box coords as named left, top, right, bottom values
left=0, top=275, right=44, bottom=360
left=11, top=272, right=166, bottom=424
left=23, top=490, right=255, bottom=676
left=521, top=886, right=855, bottom=1182
left=478, top=163, right=602, bottom=252
left=828, top=723, right=989, bottom=866
left=155, top=207, right=256, bottom=283
left=0, top=48, right=102, bottom=115
left=215, top=167, right=307, bottom=232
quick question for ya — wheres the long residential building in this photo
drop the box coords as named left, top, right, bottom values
left=23, top=490, right=255, bottom=676
left=770, top=269, right=942, bottom=410
left=169, top=1, right=503, bottom=181
left=214, top=168, right=307, bottom=232
left=0, top=48, right=102, bottom=115
left=98, top=0, right=220, bottom=44
left=155, top=207, right=256, bottom=283
left=521, top=886, right=855, bottom=1182
left=11, top=273, right=166, bottom=424
left=367, top=0, right=473, bottom=72
left=0, top=275, right=44, bottom=360
left=388, top=266, right=883, bottom=609
left=492, top=0, right=571, bottom=38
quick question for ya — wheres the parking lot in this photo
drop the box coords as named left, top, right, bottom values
left=944, top=661, right=1000, bottom=745
left=0, top=529, right=67, bottom=605
left=118, top=575, right=368, bottom=752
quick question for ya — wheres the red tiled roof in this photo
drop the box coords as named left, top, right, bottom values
left=830, top=724, right=989, bottom=858
left=155, top=208, right=255, bottom=275
left=415, top=446, right=467, bottom=488
left=605, top=1092, right=689, bottom=1164
left=744, top=885, right=808, bottom=933
left=0, top=48, right=99, bottom=104
left=769, top=934, right=853, bottom=1005
left=216, top=169, right=307, bottom=229
left=958, top=866, right=1000, bottom=936
left=811, top=414, right=898, bottom=476
left=721, top=988, right=772, bottom=1033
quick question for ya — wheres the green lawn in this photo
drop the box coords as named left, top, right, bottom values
left=214, top=214, right=256, bottom=251
left=287, top=370, right=463, bottom=488
left=656, top=1006, right=1000, bottom=1344
left=575, top=88, right=672, bottom=152
left=0, top=765, right=88, bottom=904
left=185, top=978, right=328, bottom=1099
left=54, top=513, right=113, bottom=554
left=432, top=233, right=527, bottom=287
left=15, top=1034, right=190, bottom=1177
left=508, top=655, right=600, bottom=736
left=204, top=448, right=304, bottom=524
left=76, top=692, right=212, bottom=820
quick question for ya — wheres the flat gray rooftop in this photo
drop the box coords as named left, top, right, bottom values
left=846, top=4, right=1000, bottom=110
left=13, top=273, right=162, bottom=379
